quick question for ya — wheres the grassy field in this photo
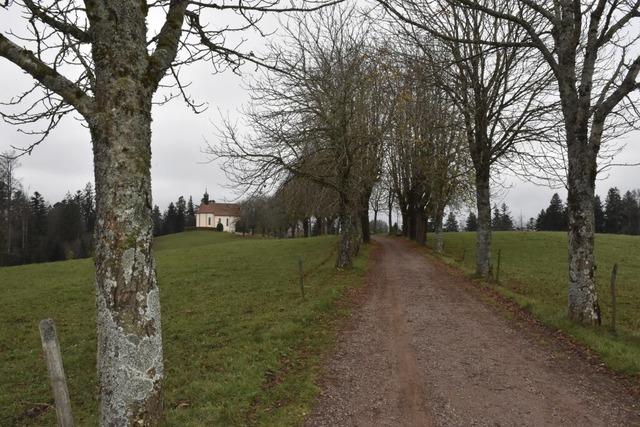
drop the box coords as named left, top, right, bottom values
left=430, top=231, right=640, bottom=375
left=0, top=231, right=370, bottom=426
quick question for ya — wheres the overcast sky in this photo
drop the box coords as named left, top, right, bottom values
left=1, top=5, right=639, bottom=223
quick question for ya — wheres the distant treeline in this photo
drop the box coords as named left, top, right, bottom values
left=462, top=203, right=515, bottom=232
left=151, top=195, right=198, bottom=237
left=534, top=188, right=640, bottom=234
left=458, top=188, right=640, bottom=235
left=0, top=186, right=201, bottom=267
left=0, top=154, right=206, bottom=267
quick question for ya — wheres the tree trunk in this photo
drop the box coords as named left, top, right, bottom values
left=6, top=169, right=12, bottom=256
left=337, top=214, right=355, bottom=268
left=435, top=208, right=445, bottom=253
left=475, top=169, right=492, bottom=278
left=401, top=210, right=408, bottom=237
left=303, top=217, right=310, bottom=238
left=373, top=209, right=378, bottom=234
left=360, top=190, right=371, bottom=243
left=415, top=207, right=427, bottom=246
left=387, top=190, right=394, bottom=235
left=89, top=6, right=163, bottom=424
left=336, top=198, right=356, bottom=268
left=406, top=204, right=418, bottom=241
left=353, top=212, right=362, bottom=257
left=360, top=209, right=370, bottom=243
left=566, top=133, right=601, bottom=325
left=90, top=112, right=163, bottom=425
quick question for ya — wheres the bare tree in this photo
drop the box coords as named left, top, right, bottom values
left=446, top=0, right=640, bottom=324
left=0, top=0, right=339, bottom=423
left=0, top=152, right=20, bottom=259
left=386, top=55, right=434, bottom=244
left=377, top=0, right=554, bottom=278
left=352, top=46, right=396, bottom=243
left=425, top=121, right=472, bottom=253
left=384, top=50, right=473, bottom=248
left=211, top=6, right=390, bottom=268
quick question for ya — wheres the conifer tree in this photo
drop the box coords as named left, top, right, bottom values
left=187, top=196, right=196, bottom=227
left=535, top=209, right=546, bottom=231
left=621, top=191, right=639, bottom=235
left=152, top=206, right=163, bottom=237
left=28, top=192, right=48, bottom=262
left=444, top=212, right=459, bottom=232
left=499, top=204, right=514, bottom=231
left=491, top=204, right=501, bottom=230
left=176, top=196, right=187, bottom=233
left=81, top=183, right=96, bottom=234
left=605, top=188, right=623, bottom=234
left=465, top=212, right=478, bottom=231
left=163, top=203, right=178, bottom=235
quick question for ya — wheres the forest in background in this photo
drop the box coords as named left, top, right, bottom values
left=0, top=152, right=201, bottom=266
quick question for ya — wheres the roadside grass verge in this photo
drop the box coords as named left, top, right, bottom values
left=0, top=231, right=370, bottom=426
left=426, top=231, right=640, bottom=376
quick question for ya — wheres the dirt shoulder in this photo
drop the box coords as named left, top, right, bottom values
left=305, top=236, right=640, bottom=426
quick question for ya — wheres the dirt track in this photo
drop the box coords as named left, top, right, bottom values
left=305, top=236, right=640, bottom=426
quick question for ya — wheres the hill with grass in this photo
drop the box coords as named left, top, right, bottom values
left=0, top=231, right=368, bottom=426
left=431, top=231, right=640, bottom=375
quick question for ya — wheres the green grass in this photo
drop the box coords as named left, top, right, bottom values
left=430, top=231, right=640, bottom=375
left=0, top=231, right=370, bottom=426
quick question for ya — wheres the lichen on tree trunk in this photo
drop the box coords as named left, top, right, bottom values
left=434, top=209, right=444, bottom=253
left=91, top=101, right=163, bottom=424
left=566, top=139, right=601, bottom=325
left=336, top=196, right=358, bottom=269
left=88, top=3, right=164, bottom=423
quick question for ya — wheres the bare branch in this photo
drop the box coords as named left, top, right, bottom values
left=23, top=0, right=91, bottom=43
left=147, top=0, right=188, bottom=90
left=188, top=0, right=345, bottom=13
left=0, top=34, right=93, bottom=117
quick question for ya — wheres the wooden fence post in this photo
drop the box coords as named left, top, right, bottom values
left=610, top=263, right=618, bottom=335
left=39, top=319, right=74, bottom=427
left=461, top=248, right=466, bottom=263
left=496, top=249, right=502, bottom=284
left=298, top=258, right=305, bottom=300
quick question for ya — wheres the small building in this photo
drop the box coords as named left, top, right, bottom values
left=196, top=202, right=241, bottom=232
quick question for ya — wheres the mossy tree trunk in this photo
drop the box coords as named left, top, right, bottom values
left=87, top=2, right=175, bottom=424
left=359, top=188, right=372, bottom=243
left=415, top=207, right=427, bottom=246
left=560, top=77, right=601, bottom=325
left=337, top=196, right=358, bottom=269
left=434, top=207, right=445, bottom=253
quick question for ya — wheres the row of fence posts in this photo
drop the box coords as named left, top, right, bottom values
left=454, top=246, right=620, bottom=335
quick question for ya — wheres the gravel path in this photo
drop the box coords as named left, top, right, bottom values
left=305, top=236, right=640, bottom=426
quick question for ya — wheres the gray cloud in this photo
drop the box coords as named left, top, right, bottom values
left=1, top=8, right=638, bottom=220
